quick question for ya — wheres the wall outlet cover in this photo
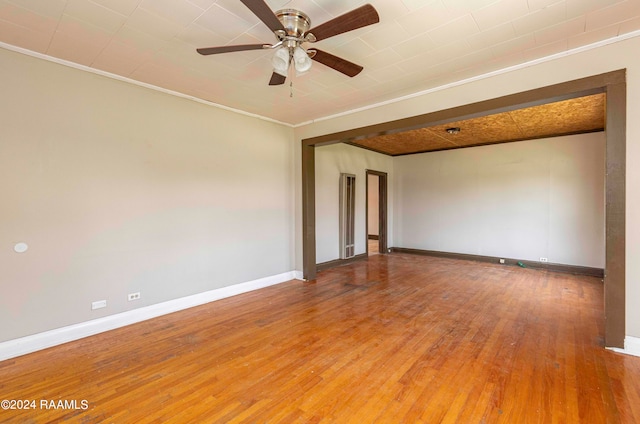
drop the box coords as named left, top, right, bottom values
left=92, top=300, right=107, bottom=310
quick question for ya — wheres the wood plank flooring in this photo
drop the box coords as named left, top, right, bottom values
left=367, top=239, right=379, bottom=256
left=1, top=253, right=640, bottom=423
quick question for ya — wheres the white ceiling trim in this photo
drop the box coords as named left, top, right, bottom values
left=0, top=41, right=295, bottom=128
left=294, top=29, right=640, bottom=128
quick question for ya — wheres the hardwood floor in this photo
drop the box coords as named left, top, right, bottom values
left=1, top=253, right=639, bottom=423
left=368, top=239, right=379, bottom=255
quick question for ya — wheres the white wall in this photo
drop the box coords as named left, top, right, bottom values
left=0, top=48, right=296, bottom=343
left=394, top=133, right=605, bottom=267
left=315, top=144, right=392, bottom=263
left=295, top=35, right=640, bottom=339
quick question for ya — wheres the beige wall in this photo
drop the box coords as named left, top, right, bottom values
left=0, top=48, right=296, bottom=342
left=315, top=143, right=393, bottom=263
left=295, top=35, right=640, bottom=339
left=394, top=133, right=605, bottom=267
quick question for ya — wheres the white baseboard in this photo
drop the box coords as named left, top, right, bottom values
left=0, top=271, right=299, bottom=362
left=607, top=336, right=640, bottom=357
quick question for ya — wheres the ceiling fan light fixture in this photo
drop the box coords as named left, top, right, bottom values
left=272, top=47, right=290, bottom=76
left=293, top=46, right=312, bottom=74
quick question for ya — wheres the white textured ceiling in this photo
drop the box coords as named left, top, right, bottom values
left=1, top=0, right=639, bottom=125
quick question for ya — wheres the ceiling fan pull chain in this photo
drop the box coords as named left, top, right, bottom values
left=290, top=81, right=293, bottom=98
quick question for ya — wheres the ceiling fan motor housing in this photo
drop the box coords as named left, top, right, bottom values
left=276, top=9, right=312, bottom=44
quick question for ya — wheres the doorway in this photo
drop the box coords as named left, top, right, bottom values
left=366, top=170, right=388, bottom=256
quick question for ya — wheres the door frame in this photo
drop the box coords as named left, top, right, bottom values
left=301, top=70, right=625, bottom=348
left=366, top=170, right=388, bottom=255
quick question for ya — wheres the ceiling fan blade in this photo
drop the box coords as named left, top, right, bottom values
left=308, top=4, right=379, bottom=42
left=240, top=0, right=285, bottom=32
left=269, top=73, right=286, bottom=86
left=197, top=44, right=267, bottom=55
left=311, top=49, right=363, bottom=77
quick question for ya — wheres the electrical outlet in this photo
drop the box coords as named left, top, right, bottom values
left=128, top=292, right=141, bottom=301
left=540, top=257, right=548, bottom=262
left=92, top=300, right=107, bottom=310
left=499, top=258, right=505, bottom=264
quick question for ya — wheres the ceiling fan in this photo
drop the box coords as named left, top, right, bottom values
left=197, top=0, right=380, bottom=86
